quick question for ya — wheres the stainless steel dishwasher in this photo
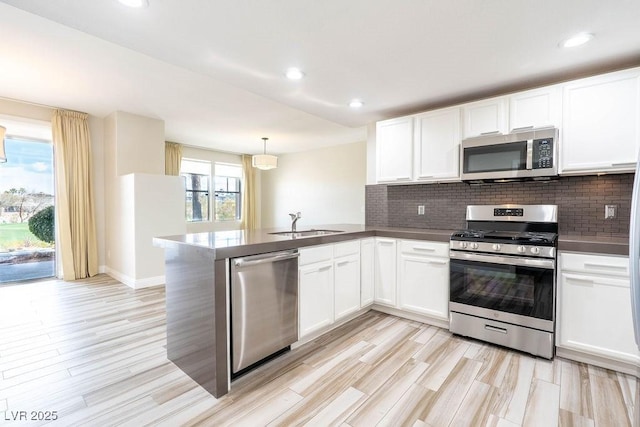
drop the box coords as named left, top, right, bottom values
left=230, top=250, right=299, bottom=375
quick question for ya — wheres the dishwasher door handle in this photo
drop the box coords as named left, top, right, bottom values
left=234, top=251, right=299, bottom=268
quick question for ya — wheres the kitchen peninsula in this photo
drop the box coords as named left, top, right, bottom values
left=154, top=225, right=452, bottom=397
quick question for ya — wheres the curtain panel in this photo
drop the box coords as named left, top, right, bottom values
left=165, top=141, right=182, bottom=176
left=52, top=109, right=98, bottom=280
left=240, top=154, right=258, bottom=230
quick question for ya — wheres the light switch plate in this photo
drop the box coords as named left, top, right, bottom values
left=418, top=205, right=425, bottom=215
left=605, top=205, right=617, bottom=219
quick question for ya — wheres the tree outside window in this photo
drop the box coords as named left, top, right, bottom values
left=180, top=159, right=211, bottom=222
left=214, top=163, right=242, bottom=221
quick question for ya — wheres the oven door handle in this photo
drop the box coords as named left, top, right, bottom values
left=449, top=251, right=555, bottom=269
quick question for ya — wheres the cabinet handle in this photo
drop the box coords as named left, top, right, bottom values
left=583, top=263, right=627, bottom=271
left=336, top=260, right=350, bottom=266
left=611, top=162, right=636, bottom=168
left=412, top=246, right=436, bottom=252
left=426, top=260, right=448, bottom=265
left=318, top=265, right=332, bottom=272
left=511, top=126, right=534, bottom=132
left=480, top=130, right=501, bottom=135
left=564, top=274, right=595, bottom=285
left=379, top=241, right=394, bottom=245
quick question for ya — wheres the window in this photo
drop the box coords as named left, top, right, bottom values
left=214, top=163, right=242, bottom=221
left=181, top=159, right=210, bottom=222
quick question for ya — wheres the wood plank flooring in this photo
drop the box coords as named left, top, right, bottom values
left=0, top=274, right=636, bottom=426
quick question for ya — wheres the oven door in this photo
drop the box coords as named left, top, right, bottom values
left=449, top=251, right=555, bottom=331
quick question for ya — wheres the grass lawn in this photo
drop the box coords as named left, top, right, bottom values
left=0, top=222, right=42, bottom=249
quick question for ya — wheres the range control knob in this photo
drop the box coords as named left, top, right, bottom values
left=459, top=241, right=468, bottom=249
left=471, top=242, right=479, bottom=250
left=530, top=247, right=540, bottom=255
left=517, top=245, right=526, bottom=253
left=492, top=244, right=501, bottom=251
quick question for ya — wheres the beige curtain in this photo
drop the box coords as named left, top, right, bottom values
left=165, top=141, right=182, bottom=176
left=52, top=109, right=98, bottom=280
left=240, top=154, right=258, bottom=230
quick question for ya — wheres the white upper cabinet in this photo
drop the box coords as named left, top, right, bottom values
left=414, top=107, right=461, bottom=182
left=509, top=86, right=562, bottom=131
left=376, top=116, right=413, bottom=183
left=561, top=68, right=640, bottom=174
left=462, top=97, right=508, bottom=138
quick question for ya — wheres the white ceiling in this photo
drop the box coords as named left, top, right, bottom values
left=0, top=1, right=639, bottom=155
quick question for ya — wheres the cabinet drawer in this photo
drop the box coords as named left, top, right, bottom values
left=560, top=252, right=629, bottom=277
left=334, top=240, right=360, bottom=258
left=299, top=245, right=333, bottom=266
left=399, top=240, right=449, bottom=257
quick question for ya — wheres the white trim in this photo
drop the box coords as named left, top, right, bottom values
left=105, top=267, right=165, bottom=289
left=556, top=346, right=640, bottom=377
left=98, top=264, right=106, bottom=274
left=372, top=304, right=450, bottom=330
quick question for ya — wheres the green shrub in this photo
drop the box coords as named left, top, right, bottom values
left=28, top=205, right=55, bottom=243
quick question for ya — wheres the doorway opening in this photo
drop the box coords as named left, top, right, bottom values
left=0, top=121, right=55, bottom=284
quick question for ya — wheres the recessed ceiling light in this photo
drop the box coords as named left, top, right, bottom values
left=349, top=99, right=364, bottom=108
left=285, top=67, right=304, bottom=80
left=118, top=0, right=149, bottom=8
left=561, top=32, right=594, bottom=48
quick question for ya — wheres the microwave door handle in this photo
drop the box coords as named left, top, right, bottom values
left=526, top=139, right=533, bottom=170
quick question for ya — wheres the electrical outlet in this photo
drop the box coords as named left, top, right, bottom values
left=605, top=205, right=617, bottom=219
left=418, top=205, right=425, bottom=215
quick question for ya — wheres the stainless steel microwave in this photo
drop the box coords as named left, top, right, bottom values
left=460, top=127, right=559, bottom=183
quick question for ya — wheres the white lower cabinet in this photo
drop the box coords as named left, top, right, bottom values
left=558, top=252, right=640, bottom=365
left=334, top=242, right=361, bottom=321
left=299, top=261, right=334, bottom=338
left=360, top=238, right=375, bottom=306
left=374, top=238, right=397, bottom=306
left=397, top=240, right=449, bottom=320
left=298, top=241, right=362, bottom=339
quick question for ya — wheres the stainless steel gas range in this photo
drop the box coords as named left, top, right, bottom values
left=449, top=204, right=558, bottom=359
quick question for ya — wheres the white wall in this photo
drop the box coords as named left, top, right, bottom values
left=366, top=122, right=376, bottom=185
left=261, top=141, right=366, bottom=229
left=104, top=111, right=184, bottom=288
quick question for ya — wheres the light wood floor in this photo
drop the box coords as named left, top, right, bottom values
left=0, top=274, right=636, bottom=426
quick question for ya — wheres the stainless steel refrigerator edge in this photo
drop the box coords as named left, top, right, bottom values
left=230, top=250, right=299, bottom=374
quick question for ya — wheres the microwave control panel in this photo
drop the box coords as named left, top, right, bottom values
left=532, top=138, right=554, bottom=169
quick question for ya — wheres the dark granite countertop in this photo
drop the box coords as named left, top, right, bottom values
left=558, top=235, right=629, bottom=256
left=154, top=225, right=455, bottom=260
left=155, top=225, right=630, bottom=258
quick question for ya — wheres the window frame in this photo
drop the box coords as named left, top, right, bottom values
left=213, top=163, right=242, bottom=222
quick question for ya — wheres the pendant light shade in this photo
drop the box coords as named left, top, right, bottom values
left=0, top=126, right=7, bottom=163
left=252, top=137, right=278, bottom=170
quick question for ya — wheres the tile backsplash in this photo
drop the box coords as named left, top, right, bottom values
left=366, top=174, right=634, bottom=237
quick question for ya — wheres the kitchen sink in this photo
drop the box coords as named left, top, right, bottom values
left=269, top=229, right=344, bottom=238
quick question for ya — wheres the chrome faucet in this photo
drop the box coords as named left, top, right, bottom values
left=289, top=212, right=301, bottom=232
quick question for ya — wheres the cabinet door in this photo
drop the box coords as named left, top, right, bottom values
left=414, top=107, right=461, bottom=181
left=462, top=97, right=508, bottom=138
left=561, top=68, right=640, bottom=174
left=334, top=255, right=361, bottom=320
left=398, top=253, right=449, bottom=319
left=376, top=117, right=413, bottom=183
left=558, top=271, right=640, bottom=364
left=299, top=262, right=334, bottom=338
left=509, top=86, right=561, bottom=131
left=360, top=238, right=375, bottom=306
left=374, top=238, right=397, bottom=306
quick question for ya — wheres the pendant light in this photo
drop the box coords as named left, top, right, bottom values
left=252, top=137, right=278, bottom=170
left=0, top=126, right=7, bottom=163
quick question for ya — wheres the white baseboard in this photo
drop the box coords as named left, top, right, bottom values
left=98, top=265, right=106, bottom=274
left=105, top=267, right=165, bottom=289
left=556, top=346, right=640, bottom=377
left=372, top=304, right=450, bottom=330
